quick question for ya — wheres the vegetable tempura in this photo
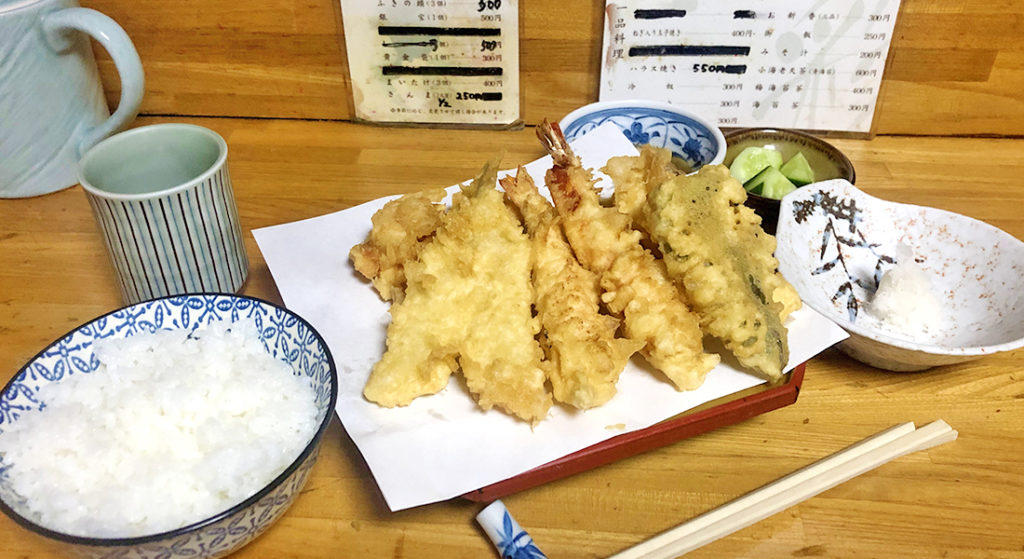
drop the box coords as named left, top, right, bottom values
left=641, top=164, right=801, bottom=381
left=349, top=188, right=446, bottom=302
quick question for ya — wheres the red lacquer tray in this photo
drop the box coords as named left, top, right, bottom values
left=462, top=363, right=806, bottom=501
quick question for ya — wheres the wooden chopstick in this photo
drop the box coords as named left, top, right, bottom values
left=609, top=420, right=957, bottom=559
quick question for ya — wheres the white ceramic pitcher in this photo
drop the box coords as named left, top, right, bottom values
left=0, top=0, right=143, bottom=198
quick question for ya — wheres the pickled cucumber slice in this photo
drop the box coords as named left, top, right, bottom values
left=779, top=152, right=815, bottom=186
left=744, top=166, right=796, bottom=199
left=729, top=147, right=784, bottom=184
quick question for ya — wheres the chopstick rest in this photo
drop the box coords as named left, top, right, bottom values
left=610, top=420, right=957, bottom=559
left=476, top=500, right=548, bottom=558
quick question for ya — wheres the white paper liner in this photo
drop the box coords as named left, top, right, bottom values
left=253, top=124, right=849, bottom=511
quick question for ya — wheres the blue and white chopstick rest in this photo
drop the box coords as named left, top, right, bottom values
left=476, top=500, right=547, bottom=559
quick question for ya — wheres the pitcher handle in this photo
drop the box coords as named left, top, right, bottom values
left=42, top=8, right=145, bottom=156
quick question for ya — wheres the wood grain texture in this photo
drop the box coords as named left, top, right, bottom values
left=1, top=117, right=1022, bottom=558
left=80, top=0, right=1024, bottom=135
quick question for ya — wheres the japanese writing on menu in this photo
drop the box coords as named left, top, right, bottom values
left=600, top=1, right=901, bottom=133
left=340, top=0, right=519, bottom=126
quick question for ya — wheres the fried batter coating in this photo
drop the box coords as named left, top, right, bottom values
left=642, top=164, right=802, bottom=382
left=349, top=188, right=447, bottom=302
left=536, top=122, right=719, bottom=390
left=763, top=260, right=802, bottom=322
left=604, top=145, right=679, bottom=223
left=363, top=161, right=551, bottom=423
left=501, top=167, right=642, bottom=409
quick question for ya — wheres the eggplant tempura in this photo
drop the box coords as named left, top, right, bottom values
left=639, top=164, right=802, bottom=381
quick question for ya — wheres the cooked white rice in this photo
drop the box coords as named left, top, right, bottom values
left=0, top=320, right=318, bottom=538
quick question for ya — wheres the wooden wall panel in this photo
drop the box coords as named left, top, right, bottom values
left=83, top=0, right=1024, bottom=135
left=873, top=1, right=1024, bottom=135
left=86, top=0, right=352, bottom=119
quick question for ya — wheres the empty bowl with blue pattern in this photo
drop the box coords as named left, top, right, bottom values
left=0, top=293, right=338, bottom=558
left=775, top=180, right=1024, bottom=371
left=559, top=99, right=726, bottom=172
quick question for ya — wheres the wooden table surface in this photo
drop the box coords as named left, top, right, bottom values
left=2, top=117, right=1022, bottom=558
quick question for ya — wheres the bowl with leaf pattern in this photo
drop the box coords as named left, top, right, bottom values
left=559, top=99, right=725, bottom=173
left=774, top=179, right=1024, bottom=371
left=0, top=293, right=338, bottom=558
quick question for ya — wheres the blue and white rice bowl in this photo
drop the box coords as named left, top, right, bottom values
left=559, top=99, right=726, bottom=172
left=0, top=293, right=338, bottom=559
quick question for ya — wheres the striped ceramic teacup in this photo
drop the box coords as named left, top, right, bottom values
left=79, top=123, right=248, bottom=305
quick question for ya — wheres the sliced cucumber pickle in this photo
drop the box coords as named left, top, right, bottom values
left=779, top=151, right=815, bottom=186
left=744, top=166, right=796, bottom=200
left=729, top=146, right=784, bottom=184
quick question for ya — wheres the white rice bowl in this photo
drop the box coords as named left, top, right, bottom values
left=0, top=321, right=317, bottom=537
left=0, top=294, right=337, bottom=558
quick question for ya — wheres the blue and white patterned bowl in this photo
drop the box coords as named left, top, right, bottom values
left=559, top=100, right=726, bottom=172
left=0, top=293, right=338, bottom=558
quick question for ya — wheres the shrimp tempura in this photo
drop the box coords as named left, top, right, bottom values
left=363, top=160, right=551, bottom=423
left=536, top=122, right=719, bottom=390
left=501, top=167, right=642, bottom=409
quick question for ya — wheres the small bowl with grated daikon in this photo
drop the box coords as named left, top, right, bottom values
left=775, top=179, right=1024, bottom=371
left=0, top=293, right=337, bottom=558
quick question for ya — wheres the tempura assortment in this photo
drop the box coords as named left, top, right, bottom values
left=537, top=123, right=719, bottom=391
left=350, top=120, right=802, bottom=423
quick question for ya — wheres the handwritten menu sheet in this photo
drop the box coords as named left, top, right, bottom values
left=340, top=0, right=520, bottom=126
left=600, top=1, right=902, bottom=133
